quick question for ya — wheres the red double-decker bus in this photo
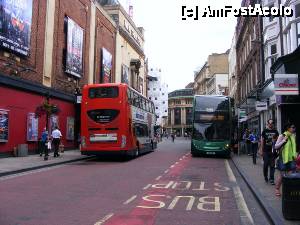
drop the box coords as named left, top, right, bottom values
left=80, top=83, right=157, bottom=157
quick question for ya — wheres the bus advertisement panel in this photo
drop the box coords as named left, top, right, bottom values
left=191, top=95, right=232, bottom=158
left=81, top=83, right=157, bottom=157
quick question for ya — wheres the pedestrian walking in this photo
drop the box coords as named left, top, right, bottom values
left=249, top=130, right=259, bottom=164
left=243, top=128, right=251, bottom=155
left=274, top=122, right=297, bottom=196
left=51, top=126, right=62, bottom=157
left=171, top=133, right=175, bottom=142
left=260, top=119, right=279, bottom=185
left=40, top=128, right=49, bottom=160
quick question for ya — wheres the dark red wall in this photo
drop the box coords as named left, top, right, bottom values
left=0, top=86, right=76, bottom=154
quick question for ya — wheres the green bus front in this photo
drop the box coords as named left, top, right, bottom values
left=191, top=95, right=232, bottom=158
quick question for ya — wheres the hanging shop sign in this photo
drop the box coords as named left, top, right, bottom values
left=274, top=74, right=299, bottom=95
left=238, top=108, right=247, bottom=122
left=27, top=113, right=38, bottom=141
left=0, top=0, right=33, bottom=56
left=0, top=109, right=9, bottom=142
left=65, top=16, right=84, bottom=78
left=255, top=101, right=268, bottom=111
left=101, top=48, right=112, bottom=83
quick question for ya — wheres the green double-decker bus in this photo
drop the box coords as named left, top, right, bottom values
left=191, top=95, right=232, bottom=158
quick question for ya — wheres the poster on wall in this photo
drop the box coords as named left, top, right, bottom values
left=121, top=64, right=129, bottom=84
left=49, top=115, right=59, bottom=132
left=65, top=16, right=84, bottom=78
left=101, top=48, right=112, bottom=83
left=0, top=0, right=33, bottom=56
left=27, top=113, right=38, bottom=141
left=0, top=110, right=9, bottom=142
left=66, top=117, right=74, bottom=140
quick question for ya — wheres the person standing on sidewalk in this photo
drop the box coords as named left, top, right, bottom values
left=274, top=122, right=297, bottom=196
left=243, top=128, right=251, bottom=155
left=249, top=130, right=259, bottom=164
left=260, top=119, right=279, bottom=185
left=51, top=126, right=62, bottom=157
left=40, top=128, right=49, bottom=159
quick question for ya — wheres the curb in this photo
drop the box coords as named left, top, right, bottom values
left=0, top=156, right=94, bottom=177
left=231, top=156, right=285, bottom=225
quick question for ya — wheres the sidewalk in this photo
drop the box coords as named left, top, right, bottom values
left=0, top=149, right=91, bottom=177
left=232, top=154, right=299, bottom=225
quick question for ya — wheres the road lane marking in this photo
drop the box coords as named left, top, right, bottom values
left=155, top=175, right=162, bottom=181
left=164, top=169, right=169, bottom=173
left=170, top=165, right=175, bottom=168
left=94, top=213, right=114, bottom=225
left=225, top=160, right=254, bottom=225
left=123, top=195, right=137, bottom=205
left=143, top=184, right=152, bottom=190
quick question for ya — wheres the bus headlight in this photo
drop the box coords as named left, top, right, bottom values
left=121, top=135, right=126, bottom=148
left=224, top=144, right=230, bottom=150
left=81, top=136, right=86, bottom=148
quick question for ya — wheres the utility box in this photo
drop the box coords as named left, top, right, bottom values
left=282, top=173, right=300, bottom=220
left=17, top=144, right=28, bottom=157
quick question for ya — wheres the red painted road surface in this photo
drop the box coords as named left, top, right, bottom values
left=0, top=140, right=264, bottom=225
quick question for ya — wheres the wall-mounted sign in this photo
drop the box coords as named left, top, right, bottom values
left=101, top=48, right=112, bottom=83
left=0, top=0, right=33, bottom=56
left=238, top=108, right=247, bottom=122
left=274, top=74, right=299, bottom=95
left=65, top=16, right=84, bottom=78
left=49, top=115, right=59, bottom=132
left=0, top=109, right=9, bottom=142
left=27, top=113, right=38, bottom=141
left=255, top=101, right=268, bottom=111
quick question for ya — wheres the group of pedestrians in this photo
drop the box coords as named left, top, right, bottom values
left=242, top=119, right=299, bottom=196
left=39, top=126, right=62, bottom=161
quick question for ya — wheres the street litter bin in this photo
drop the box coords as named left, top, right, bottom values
left=282, top=173, right=300, bottom=220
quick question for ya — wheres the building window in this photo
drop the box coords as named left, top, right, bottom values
left=162, top=101, right=165, bottom=104
left=296, top=4, right=300, bottom=18
left=155, top=97, right=157, bottom=100
left=297, top=22, right=300, bottom=46
left=175, top=100, right=181, bottom=104
left=162, top=93, right=165, bottom=95
left=270, top=44, right=277, bottom=66
left=156, top=107, right=158, bottom=110
left=149, top=97, right=151, bottom=100
left=153, top=88, right=156, bottom=91
left=269, top=4, right=274, bottom=22
left=174, top=108, right=181, bottom=125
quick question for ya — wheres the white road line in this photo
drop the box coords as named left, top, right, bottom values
left=143, top=184, right=152, bottom=190
left=164, top=169, right=169, bottom=173
left=175, top=162, right=179, bottom=164
left=225, top=160, right=254, bottom=225
left=94, top=213, right=114, bottom=225
left=155, top=175, right=162, bottom=181
left=170, top=165, right=175, bottom=168
left=123, top=195, right=137, bottom=205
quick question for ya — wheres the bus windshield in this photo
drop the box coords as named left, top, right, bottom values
left=193, top=112, right=230, bottom=141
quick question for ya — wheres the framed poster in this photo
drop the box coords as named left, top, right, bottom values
left=0, top=110, right=9, bottom=142
left=65, top=16, right=84, bottom=78
left=121, top=64, right=129, bottom=84
left=66, top=117, right=74, bottom=140
left=49, top=115, right=59, bottom=132
left=27, top=113, right=38, bottom=141
left=0, top=0, right=33, bottom=56
left=101, top=48, right=112, bottom=83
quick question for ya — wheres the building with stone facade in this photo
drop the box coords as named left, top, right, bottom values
left=194, top=52, right=229, bottom=96
left=101, top=2, right=147, bottom=96
left=0, top=0, right=117, bottom=155
left=235, top=0, right=263, bottom=135
left=166, top=88, right=194, bottom=137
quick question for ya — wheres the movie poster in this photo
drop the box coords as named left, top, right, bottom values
left=101, top=48, right=112, bottom=83
left=65, top=16, right=84, bottom=78
left=66, top=117, right=74, bottom=140
left=121, top=64, right=129, bottom=84
left=49, top=115, right=59, bottom=132
left=0, top=109, right=9, bottom=142
left=27, top=113, right=38, bottom=141
left=0, top=0, right=33, bottom=56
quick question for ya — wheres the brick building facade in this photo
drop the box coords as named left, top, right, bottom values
left=0, top=0, right=116, bottom=155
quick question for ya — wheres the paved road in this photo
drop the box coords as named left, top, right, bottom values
left=0, top=139, right=269, bottom=225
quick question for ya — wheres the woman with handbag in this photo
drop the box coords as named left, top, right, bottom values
left=274, top=123, right=297, bottom=196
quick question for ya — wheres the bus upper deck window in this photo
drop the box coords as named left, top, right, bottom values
left=89, top=87, right=119, bottom=98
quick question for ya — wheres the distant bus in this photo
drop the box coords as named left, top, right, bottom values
left=191, top=95, right=232, bottom=158
left=81, top=83, right=157, bottom=157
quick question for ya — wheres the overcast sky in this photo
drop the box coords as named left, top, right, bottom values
left=119, top=0, right=242, bottom=92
